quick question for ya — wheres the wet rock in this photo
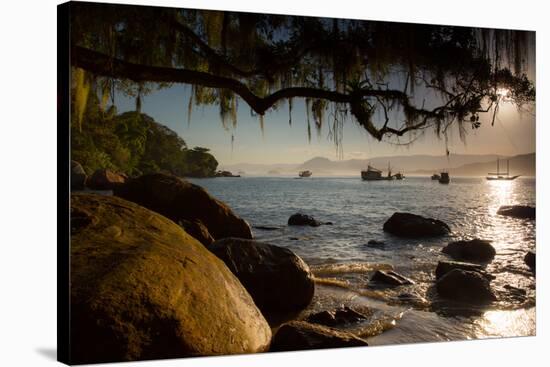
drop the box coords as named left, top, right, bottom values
left=436, top=269, right=497, bottom=304
left=71, top=160, right=87, bottom=190
left=70, top=194, right=271, bottom=364
left=370, top=270, right=414, bottom=287
left=524, top=251, right=536, bottom=273
left=305, top=306, right=368, bottom=327
left=366, top=240, right=386, bottom=249
left=271, top=321, right=368, bottom=351
left=208, top=238, right=315, bottom=314
left=113, top=173, right=252, bottom=240
left=288, top=213, right=323, bottom=226
left=497, top=205, right=535, bottom=219
left=178, top=219, right=214, bottom=246
left=435, top=260, right=495, bottom=281
left=442, top=239, right=496, bottom=263
left=383, top=212, right=450, bottom=237
left=253, top=225, right=281, bottom=231
left=87, top=169, right=126, bottom=190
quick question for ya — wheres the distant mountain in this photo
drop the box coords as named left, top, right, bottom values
left=411, top=153, right=535, bottom=177
left=220, top=152, right=535, bottom=176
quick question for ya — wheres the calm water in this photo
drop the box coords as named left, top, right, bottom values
left=189, top=176, right=536, bottom=344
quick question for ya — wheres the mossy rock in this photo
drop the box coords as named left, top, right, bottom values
left=70, top=194, right=271, bottom=364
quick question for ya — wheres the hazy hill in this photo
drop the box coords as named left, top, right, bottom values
left=220, top=152, right=535, bottom=176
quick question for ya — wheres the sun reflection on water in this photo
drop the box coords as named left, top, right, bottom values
left=476, top=308, right=535, bottom=338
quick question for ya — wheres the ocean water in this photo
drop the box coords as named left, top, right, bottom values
left=188, top=176, right=536, bottom=344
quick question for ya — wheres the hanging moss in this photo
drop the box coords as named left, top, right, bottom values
left=73, top=67, right=91, bottom=133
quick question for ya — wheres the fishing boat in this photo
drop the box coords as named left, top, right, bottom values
left=431, top=173, right=441, bottom=180
left=439, top=172, right=450, bottom=184
left=393, top=172, right=405, bottom=180
left=486, top=158, right=519, bottom=181
left=361, top=163, right=394, bottom=181
left=298, top=170, right=312, bottom=178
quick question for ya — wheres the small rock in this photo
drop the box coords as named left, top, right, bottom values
left=497, top=205, right=535, bottom=219
left=436, top=269, right=496, bottom=304
left=435, top=260, right=495, bottom=281
left=87, top=169, right=126, bottom=190
left=524, top=251, right=536, bottom=273
left=288, top=213, right=323, bottom=227
left=370, top=270, right=414, bottom=287
left=253, top=225, right=281, bottom=231
left=366, top=240, right=386, bottom=249
left=271, top=321, right=368, bottom=351
left=383, top=212, right=450, bottom=237
left=306, top=306, right=368, bottom=327
left=442, top=239, right=496, bottom=263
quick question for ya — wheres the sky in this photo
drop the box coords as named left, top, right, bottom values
left=114, top=83, right=536, bottom=166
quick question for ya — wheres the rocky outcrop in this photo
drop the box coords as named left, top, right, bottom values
left=369, top=270, right=414, bottom=287
left=288, top=213, right=322, bottom=226
left=524, top=251, right=536, bottom=274
left=497, top=205, right=535, bottom=219
left=383, top=212, right=450, bottom=237
left=271, top=321, right=368, bottom=351
left=178, top=219, right=214, bottom=246
left=113, top=173, right=252, bottom=240
left=435, top=260, right=494, bottom=281
left=87, top=169, right=126, bottom=190
left=70, top=194, right=271, bottom=364
left=436, top=269, right=496, bottom=304
left=208, top=238, right=315, bottom=314
left=442, top=239, right=496, bottom=263
left=71, top=160, right=87, bottom=190
left=305, top=306, right=368, bottom=327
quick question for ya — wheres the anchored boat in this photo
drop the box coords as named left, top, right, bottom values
left=361, top=163, right=395, bottom=181
left=439, top=172, right=450, bottom=184
left=298, top=170, right=312, bottom=178
left=486, top=158, right=519, bottom=181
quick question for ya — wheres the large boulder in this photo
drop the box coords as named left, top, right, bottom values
left=113, top=173, right=252, bottom=240
left=369, top=270, right=414, bottom=287
left=436, top=269, right=496, bottom=304
left=524, top=251, right=536, bottom=274
left=208, top=238, right=315, bottom=314
left=70, top=194, right=271, bottom=364
left=435, top=260, right=494, bottom=281
left=383, top=212, right=450, bottom=237
left=87, top=168, right=126, bottom=190
left=497, top=205, right=535, bottom=219
left=271, top=321, right=368, bottom=351
left=71, top=160, right=87, bottom=190
left=288, top=213, right=323, bottom=227
left=442, top=239, right=496, bottom=263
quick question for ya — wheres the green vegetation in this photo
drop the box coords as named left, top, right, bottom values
left=71, top=93, right=218, bottom=177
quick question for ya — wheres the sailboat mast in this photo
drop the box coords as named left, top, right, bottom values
left=497, top=158, right=500, bottom=175
left=507, top=160, right=510, bottom=176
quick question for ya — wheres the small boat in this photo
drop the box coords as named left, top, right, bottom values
left=299, top=170, right=312, bottom=178
left=431, top=173, right=441, bottom=180
left=439, top=172, right=450, bottom=184
left=393, top=172, right=405, bottom=180
left=486, top=159, right=519, bottom=181
left=361, top=163, right=394, bottom=181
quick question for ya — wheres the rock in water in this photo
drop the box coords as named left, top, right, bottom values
left=288, top=213, right=323, bottom=226
left=435, top=260, right=494, bottom=281
left=306, top=306, right=368, bottom=327
left=208, top=238, right=315, bottom=314
left=524, top=251, right=536, bottom=273
left=370, top=270, right=414, bottom=287
left=436, top=269, right=497, bottom=304
left=271, top=321, right=368, bottom=351
left=70, top=194, right=271, bottom=364
left=113, top=173, right=252, bottom=240
left=71, top=160, right=87, bottom=190
left=87, top=168, right=126, bottom=190
left=442, top=239, right=496, bottom=263
left=383, top=212, right=450, bottom=237
left=497, top=205, right=535, bottom=219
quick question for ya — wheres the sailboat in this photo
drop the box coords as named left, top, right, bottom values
left=486, top=158, right=519, bottom=181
